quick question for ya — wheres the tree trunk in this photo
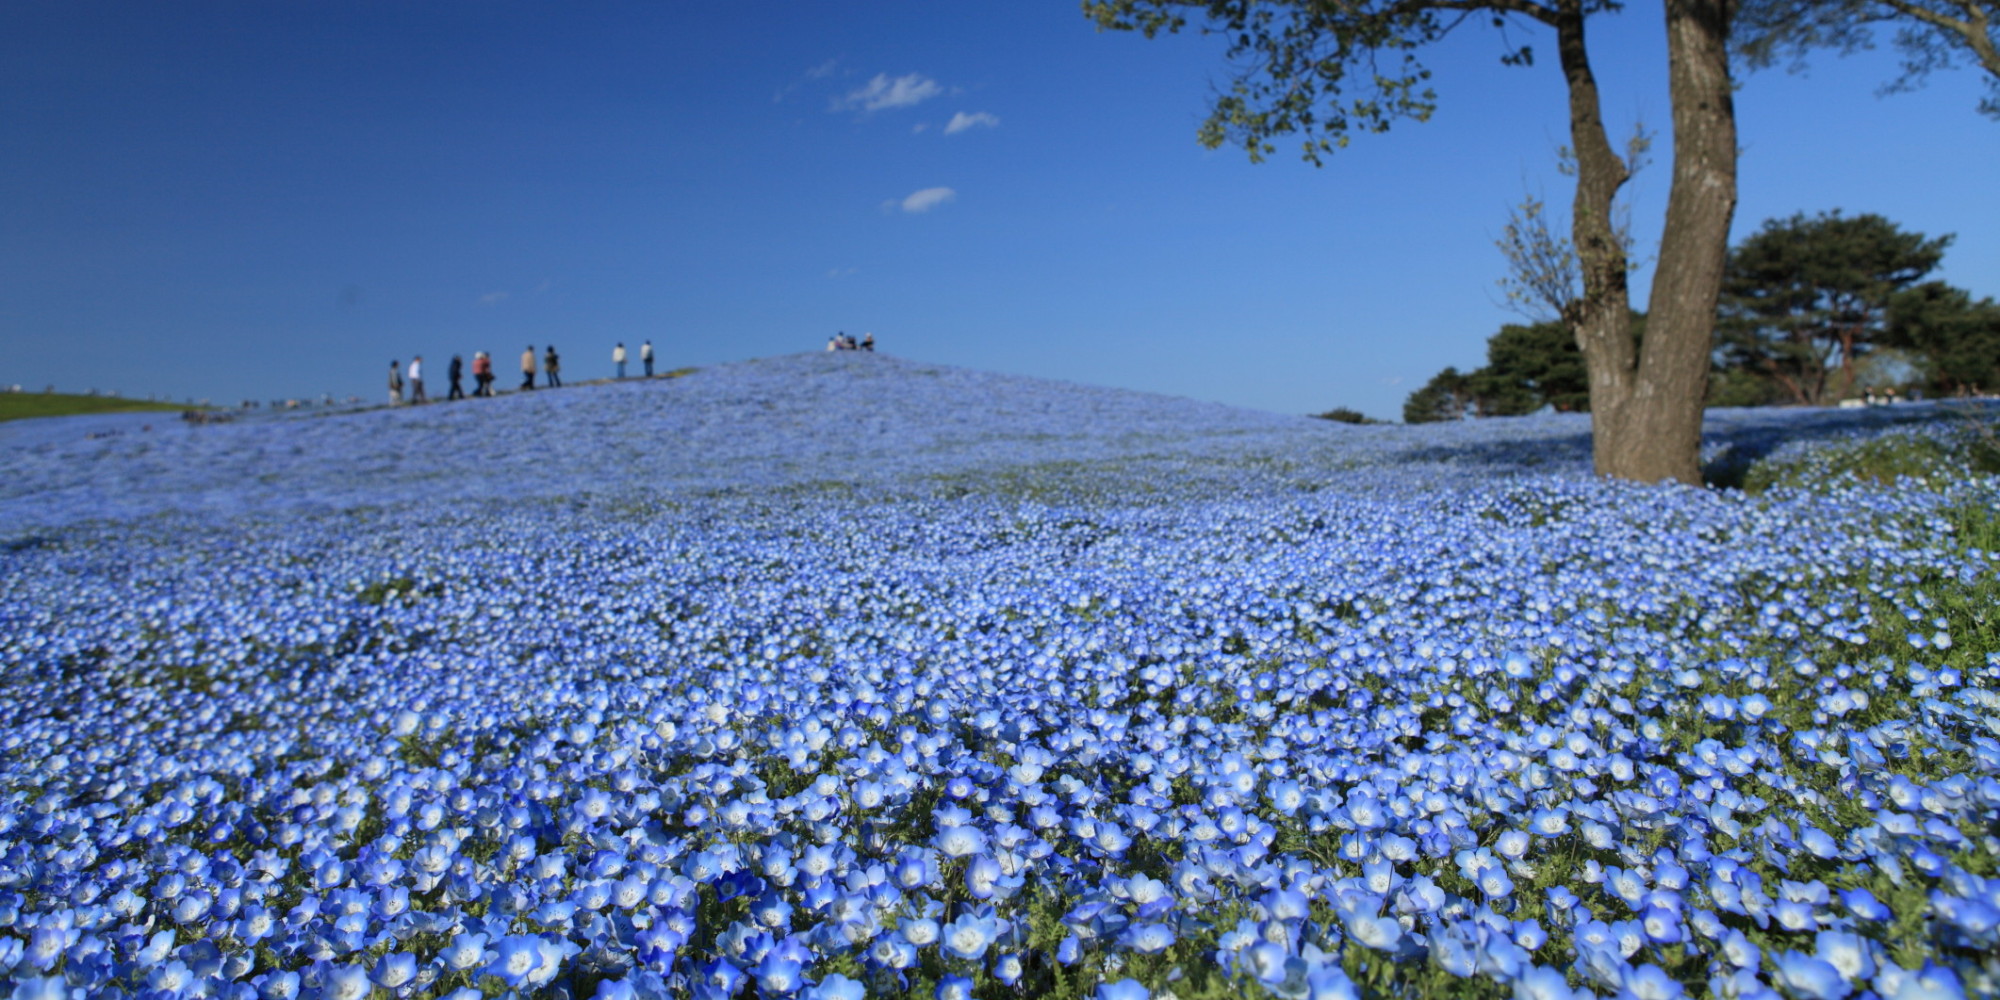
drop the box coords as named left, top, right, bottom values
left=1549, top=3, right=1642, bottom=478
left=1598, top=0, right=1738, bottom=484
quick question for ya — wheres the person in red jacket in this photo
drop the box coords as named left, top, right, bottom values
left=472, top=352, right=494, bottom=397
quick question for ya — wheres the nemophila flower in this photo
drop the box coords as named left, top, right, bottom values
left=1242, top=940, right=1291, bottom=985
left=440, top=931, right=490, bottom=971
left=1774, top=951, right=1852, bottom=1000
left=1033, top=928, right=1074, bottom=965
left=941, top=912, right=999, bottom=961
left=993, top=951, right=1025, bottom=985
left=755, top=951, right=805, bottom=995
left=696, top=957, right=747, bottom=999
left=933, top=825, right=986, bottom=859
left=1814, top=930, right=1876, bottom=982
left=1120, top=922, right=1176, bottom=954
left=23, top=927, right=66, bottom=972
left=870, top=933, right=918, bottom=969
left=369, top=951, right=418, bottom=990
left=593, top=979, right=640, bottom=1000
left=10, top=978, right=70, bottom=1000
left=1773, top=897, right=1820, bottom=932
left=320, top=963, right=372, bottom=1000
left=486, top=934, right=545, bottom=986
left=801, top=974, right=866, bottom=1000
left=1875, top=961, right=1966, bottom=1000
left=1095, top=980, right=1150, bottom=1000
left=8, top=364, right=2000, bottom=999
left=1514, top=965, right=1578, bottom=1000
left=254, top=971, right=300, bottom=1000
left=1640, top=905, right=1682, bottom=944
left=1344, top=912, right=1402, bottom=951
left=964, top=854, right=1003, bottom=899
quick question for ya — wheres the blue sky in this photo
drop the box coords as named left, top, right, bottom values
left=4, top=2, right=1996, bottom=420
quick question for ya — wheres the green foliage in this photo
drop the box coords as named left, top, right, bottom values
left=1309, top=406, right=1381, bottom=424
left=0, top=392, right=195, bottom=422
left=1408, top=315, right=1616, bottom=422
left=1473, top=318, right=1596, bottom=414
left=1705, top=366, right=1787, bottom=408
left=1402, top=367, right=1474, bottom=424
left=1885, top=280, right=2000, bottom=395
left=1084, top=1, right=1432, bottom=164
left=1735, top=0, right=2000, bottom=119
left=1739, top=414, right=2000, bottom=492
left=355, top=577, right=444, bottom=606
left=1082, top=1, right=1599, bottom=165
left=1718, top=211, right=1951, bottom=406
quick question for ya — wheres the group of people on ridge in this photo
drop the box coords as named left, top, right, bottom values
left=387, top=340, right=656, bottom=405
left=827, top=332, right=874, bottom=352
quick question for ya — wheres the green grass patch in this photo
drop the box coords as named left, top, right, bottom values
left=1738, top=415, right=2000, bottom=493
left=0, top=392, right=198, bottom=422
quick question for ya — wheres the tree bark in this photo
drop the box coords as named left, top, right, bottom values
left=1549, top=2, right=1643, bottom=479
left=1598, top=0, right=1738, bottom=484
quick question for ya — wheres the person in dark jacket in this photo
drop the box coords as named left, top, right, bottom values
left=448, top=354, right=465, bottom=400
left=545, top=346, right=562, bottom=388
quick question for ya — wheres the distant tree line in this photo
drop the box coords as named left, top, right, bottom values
left=1401, top=211, right=2000, bottom=423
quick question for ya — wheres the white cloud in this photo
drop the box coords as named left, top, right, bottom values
left=836, top=73, right=942, bottom=112
left=827, top=267, right=859, bottom=279
left=944, top=111, right=999, bottom=134
left=899, top=187, right=956, bottom=213
left=775, top=59, right=841, bottom=103
left=478, top=291, right=510, bottom=305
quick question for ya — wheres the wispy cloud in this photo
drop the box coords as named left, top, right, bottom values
left=775, top=58, right=842, bottom=103
left=478, top=291, right=510, bottom=306
left=827, top=267, right=859, bottom=279
left=835, top=73, right=942, bottom=112
left=897, top=187, right=956, bottom=214
left=944, top=111, right=999, bottom=134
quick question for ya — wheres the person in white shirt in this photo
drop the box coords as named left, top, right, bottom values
left=614, top=342, right=628, bottom=379
left=641, top=340, right=654, bottom=377
left=407, top=356, right=427, bottom=404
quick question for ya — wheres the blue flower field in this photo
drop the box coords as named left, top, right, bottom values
left=2, top=352, right=1996, bottom=1000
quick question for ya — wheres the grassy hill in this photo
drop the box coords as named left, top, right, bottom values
left=0, top=392, right=194, bottom=422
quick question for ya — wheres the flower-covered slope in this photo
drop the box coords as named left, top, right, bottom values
left=1, top=353, right=1996, bottom=1000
